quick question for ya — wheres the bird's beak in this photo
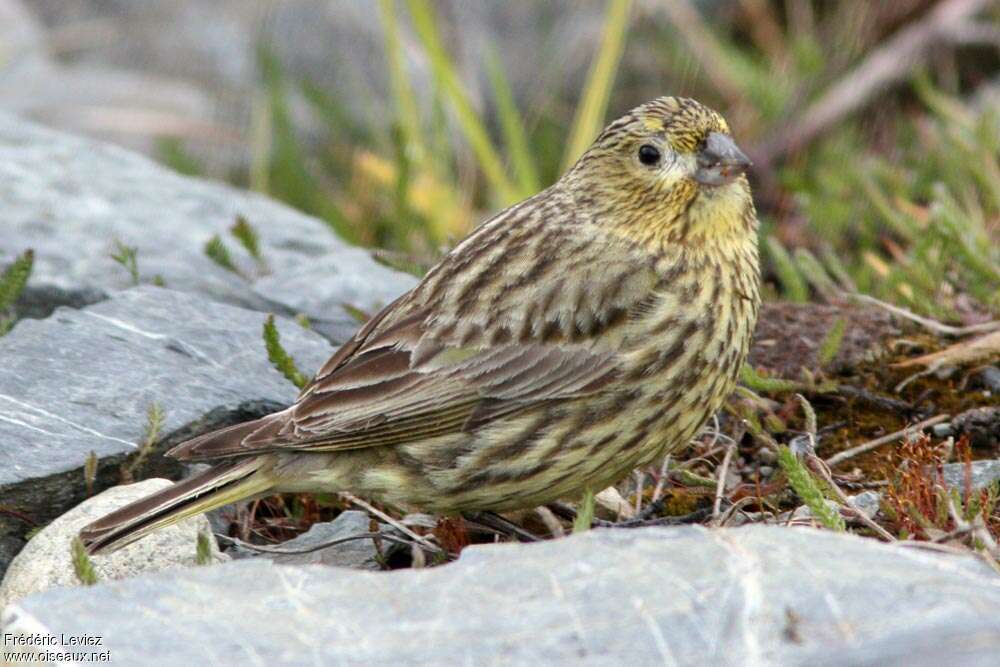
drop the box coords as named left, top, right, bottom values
left=694, top=132, right=751, bottom=187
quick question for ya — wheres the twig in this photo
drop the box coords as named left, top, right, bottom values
left=634, top=470, right=645, bottom=516
left=805, top=455, right=897, bottom=542
left=599, top=506, right=714, bottom=529
left=849, top=293, right=1000, bottom=337
left=756, top=0, right=995, bottom=165
left=946, top=495, right=1000, bottom=572
left=825, top=414, right=950, bottom=467
left=712, top=442, right=737, bottom=522
left=834, top=386, right=914, bottom=414
left=0, top=506, right=37, bottom=525
left=650, top=454, right=671, bottom=506
left=534, top=506, right=566, bottom=538
left=216, top=531, right=421, bottom=555
left=644, top=0, right=747, bottom=110
left=717, top=496, right=761, bottom=527
left=464, top=511, right=541, bottom=542
left=340, top=492, right=443, bottom=554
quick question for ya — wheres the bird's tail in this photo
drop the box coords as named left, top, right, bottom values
left=79, top=457, right=273, bottom=555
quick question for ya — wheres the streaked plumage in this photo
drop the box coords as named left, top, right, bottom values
left=81, top=96, right=760, bottom=554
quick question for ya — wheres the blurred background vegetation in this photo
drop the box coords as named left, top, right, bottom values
left=11, top=0, right=999, bottom=319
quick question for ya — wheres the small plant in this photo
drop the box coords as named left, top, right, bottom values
left=263, top=314, right=308, bottom=389
left=433, top=516, right=470, bottom=555
left=84, top=450, right=98, bottom=496
left=817, top=317, right=846, bottom=367
left=573, top=489, right=596, bottom=533
left=231, top=216, right=263, bottom=262
left=204, top=235, right=240, bottom=275
left=205, top=217, right=270, bottom=278
left=120, top=403, right=166, bottom=484
left=0, top=249, right=33, bottom=335
left=740, top=365, right=801, bottom=394
left=110, top=240, right=140, bottom=285
left=195, top=530, right=214, bottom=565
left=776, top=445, right=845, bottom=532
left=883, top=436, right=1000, bottom=548
left=70, top=537, right=98, bottom=585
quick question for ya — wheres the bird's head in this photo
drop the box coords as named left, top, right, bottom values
left=566, top=96, right=756, bottom=249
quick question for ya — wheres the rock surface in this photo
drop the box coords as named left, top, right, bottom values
left=0, top=111, right=416, bottom=338
left=3, top=526, right=999, bottom=666
left=941, top=459, right=1000, bottom=493
left=0, top=479, right=221, bottom=611
left=0, top=286, right=331, bottom=545
left=21, top=1, right=605, bottom=172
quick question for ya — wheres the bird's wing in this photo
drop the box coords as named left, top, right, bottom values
left=169, top=227, right=661, bottom=461
left=170, top=301, right=623, bottom=461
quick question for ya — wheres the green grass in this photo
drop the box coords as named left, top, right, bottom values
left=0, top=249, right=33, bottom=335
left=263, top=314, right=308, bottom=390
left=153, top=5, right=998, bottom=323
left=776, top=85, right=1000, bottom=318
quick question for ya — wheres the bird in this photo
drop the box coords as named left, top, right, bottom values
left=80, top=96, right=760, bottom=554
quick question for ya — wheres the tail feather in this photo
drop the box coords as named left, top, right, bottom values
left=166, top=411, right=288, bottom=461
left=79, top=457, right=272, bottom=555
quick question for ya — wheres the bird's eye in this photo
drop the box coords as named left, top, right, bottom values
left=637, top=144, right=661, bottom=166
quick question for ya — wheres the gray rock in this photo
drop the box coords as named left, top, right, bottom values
left=0, top=537, right=24, bottom=580
left=941, top=459, right=1000, bottom=493
left=253, top=256, right=406, bottom=342
left=4, top=526, right=1000, bottom=666
left=0, top=112, right=416, bottom=338
left=973, top=366, right=1000, bottom=393
left=28, top=1, right=605, bottom=158
left=0, top=479, right=222, bottom=611
left=951, top=406, right=1000, bottom=449
left=0, top=0, right=49, bottom=76
left=0, top=286, right=332, bottom=542
left=248, top=510, right=400, bottom=570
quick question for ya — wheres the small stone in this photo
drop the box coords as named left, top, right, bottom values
left=940, top=460, right=1000, bottom=493
left=973, top=366, right=1000, bottom=393
left=0, top=478, right=221, bottom=610
left=950, top=407, right=1000, bottom=450
left=846, top=491, right=881, bottom=519
left=932, top=422, right=954, bottom=438
left=254, top=511, right=401, bottom=570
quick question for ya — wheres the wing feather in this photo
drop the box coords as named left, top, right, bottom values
left=171, top=235, right=659, bottom=462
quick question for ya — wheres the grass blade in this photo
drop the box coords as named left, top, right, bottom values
left=484, top=47, right=540, bottom=196
left=263, top=314, right=308, bottom=390
left=765, top=236, right=809, bottom=302
left=573, top=489, right=595, bottom=533
left=561, top=0, right=632, bottom=170
left=379, top=0, right=426, bottom=163
left=405, top=0, right=518, bottom=204
left=0, top=249, right=33, bottom=312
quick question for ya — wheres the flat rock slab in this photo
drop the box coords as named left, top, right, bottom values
left=0, top=112, right=416, bottom=341
left=0, top=286, right=332, bottom=537
left=4, top=526, right=999, bottom=666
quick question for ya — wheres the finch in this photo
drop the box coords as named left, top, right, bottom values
left=81, top=96, right=759, bottom=554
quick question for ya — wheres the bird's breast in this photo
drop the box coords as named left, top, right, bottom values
left=616, top=242, right=760, bottom=458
